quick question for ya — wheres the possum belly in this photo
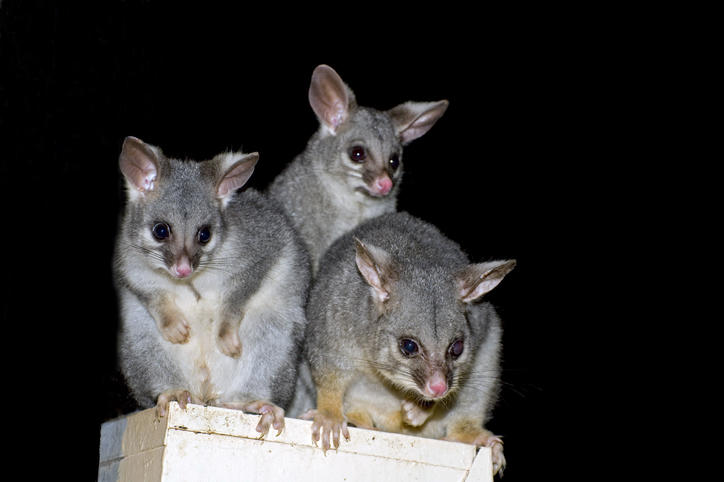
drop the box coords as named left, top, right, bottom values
left=344, top=374, right=404, bottom=431
left=165, top=283, right=239, bottom=405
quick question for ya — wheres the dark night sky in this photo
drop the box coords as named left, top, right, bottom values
left=0, top=2, right=606, bottom=479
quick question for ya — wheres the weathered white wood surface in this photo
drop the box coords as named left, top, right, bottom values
left=99, top=402, right=493, bottom=482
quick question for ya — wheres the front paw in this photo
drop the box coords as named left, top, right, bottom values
left=445, top=427, right=506, bottom=476
left=401, top=399, right=433, bottom=427
left=222, top=400, right=285, bottom=438
left=310, top=409, right=350, bottom=453
left=159, top=314, right=190, bottom=344
left=473, top=432, right=505, bottom=476
left=217, top=320, right=242, bottom=358
left=155, top=389, right=193, bottom=419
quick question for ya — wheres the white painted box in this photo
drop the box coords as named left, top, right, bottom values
left=99, top=402, right=493, bottom=481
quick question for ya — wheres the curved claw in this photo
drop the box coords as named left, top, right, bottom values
left=311, top=411, right=350, bottom=453
left=482, top=435, right=506, bottom=476
left=222, top=400, right=285, bottom=438
left=155, top=389, right=192, bottom=419
left=469, top=431, right=506, bottom=476
left=443, top=427, right=506, bottom=476
left=256, top=404, right=285, bottom=437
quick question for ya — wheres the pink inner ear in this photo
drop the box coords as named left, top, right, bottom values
left=355, top=255, right=386, bottom=298
left=125, top=162, right=157, bottom=192
left=327, top=99, right=347, bottom=130
left=217, top=157, right=257, bottom=198
left=458, top=260, right=516, bottom=303
left=354, top=239, right=391, bottom=303
left=391, top=101, right=449, bottom=145
left=120, top=138, right=158, bottom=192
left=460, top=279, right=498, bottom=303
left=217, top=169, right=250, bottom=197
left=309, top=65, right=349, bottom=132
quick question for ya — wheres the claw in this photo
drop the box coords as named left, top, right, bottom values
left=155, top=389, right=192, bottom=419
left=256, top=405, right=280, bottom=438
left=223, top=400, right=285, bottom=438
left=311, top=411, right=348, bottom=453
left=472, top=431, right=506, bottom=476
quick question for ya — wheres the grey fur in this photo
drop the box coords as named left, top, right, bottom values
left=114, top=137, right=310, bottom=411
left=304, top=212, right=515, bottom=438
left=267, top=64, right=448, bottom=273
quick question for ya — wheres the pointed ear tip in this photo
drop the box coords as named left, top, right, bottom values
left=122, top=136, right=141, bottom=148
left=489, top=259, right=517, bottom=273
left=312, top=64, right=335, bottom=81
left=314, top=64, right=335, bottom=74
left=434, top=100, right=450, bottom=113
left=229, top=151, right=259, bottom=167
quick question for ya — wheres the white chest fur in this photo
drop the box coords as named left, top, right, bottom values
left=163, top=275, right=239, bottom=405
left=344, top=372, right=448, bottom=439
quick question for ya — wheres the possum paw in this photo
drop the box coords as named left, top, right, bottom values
left=155, top=389, right=192, bottom=419
left=477, top=433, right=506, bottom=476
left=444, top=427, right=506, bottom=476
left=310, top=409, right=350, bottom=453
left=223, top=400, right=285, bottom=437
left=217, top=320, right=242, bottom=358
left=159, top=315, right=190, bottom=344
left=401, top=400, right=434, bottom=427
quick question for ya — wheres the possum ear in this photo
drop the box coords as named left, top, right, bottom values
left=119, top=136, right=161, bottom=200
left=456, top=260, right=516, bottom=303
left=387, top=100, right=448, bottom=145
left=354, top=238, right=397, bottom=304
left=308, top=64, right=355, bottom=135
left=215, top=152, right=258, bottom=205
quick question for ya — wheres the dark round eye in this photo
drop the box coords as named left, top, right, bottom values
left=399, top=338, right=419, bottom=357
left=197, top=227, right=211, bottom=244
left=151, top=223, right=170, bottom=240
left=389, top=154, right=400, bottom=171
left=349, top=145, right=367, bottom=163
left=449, top=339, right=464, bottom=359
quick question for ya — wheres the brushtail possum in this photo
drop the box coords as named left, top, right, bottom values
left=304, top=212, right=515, bottom=474
left=267, top=64, right=448, bottom=272
left=113, top=137, right=310, bottom=436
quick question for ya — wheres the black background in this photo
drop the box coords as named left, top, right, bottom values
left=0, top=2, right=577, bottom=479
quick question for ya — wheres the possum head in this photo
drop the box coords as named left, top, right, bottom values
left=119, top=136, right=258, bottom=280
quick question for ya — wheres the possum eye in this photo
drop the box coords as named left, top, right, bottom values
left=151, top=223, right=171, bottom=241
left=389, top=153, right=400, bottom=171
left=197, top=226, right=211, bottom=244
left=349, top=145, right=367, bottom=163
left=399, top=338, right=419, bottom=357
left=449, top=339, right=464, bottom=359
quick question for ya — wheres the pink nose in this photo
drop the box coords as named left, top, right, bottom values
left=173, top=258, right=192, bottom=278
left=425, top=376, right=448, bottom=398
left=427, top=381, right=447, bottom=397
left=373, top=176, right=393, bottom=196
